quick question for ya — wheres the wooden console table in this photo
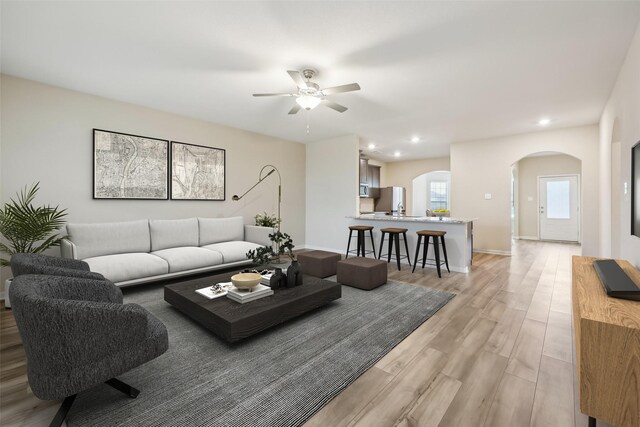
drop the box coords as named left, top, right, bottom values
left=572, top=256, right=640, bottom=427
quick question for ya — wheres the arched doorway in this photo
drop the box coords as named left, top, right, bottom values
left=511, top=152, right=582, bottom=242
left=411, top=171, right=451, bottom=216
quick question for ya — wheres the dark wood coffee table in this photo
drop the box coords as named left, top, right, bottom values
left=164, top=271, right=342, bottom=342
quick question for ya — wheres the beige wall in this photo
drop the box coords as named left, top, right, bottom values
left=599, top=21, right=640, bottom=267
left=0, top=75, right=306, bottom=285
left=516, top=154, right=581, bottom=239
left=306, top=135, right=359, bottom=251
left=451, top=125, right=599, bottom=255
left=385, top=157, right=450, bottom=214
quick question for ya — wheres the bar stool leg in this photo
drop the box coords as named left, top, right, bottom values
left=387, top=233, right=393, bottom=263
left=346, top=230, right=353, bottom=259
left=440, top=235, right=450, bottom=273
left=434, top=237, right=442, bottom=278
left=357, top=230, right=363, bottom=257
left=378, top=232, right=386, bottom=260
left=394, top=233, right=401, bottom=270
left=369, top=229, right=375, bottom=257
left=422, top=235, right=429, bottom=269
left=412, top=235, right=422, bottom=273
left=402, top=232, right=412, bottom=267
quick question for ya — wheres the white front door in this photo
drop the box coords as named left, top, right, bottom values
left=539, top=175, right=579, bottom=242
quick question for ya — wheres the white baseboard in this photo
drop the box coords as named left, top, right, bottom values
left=515, top=236, right=539, bottom=241
left=474, top=248, right=512, bottom=256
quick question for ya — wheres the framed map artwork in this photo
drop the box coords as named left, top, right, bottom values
left=93, top=129, right=169, bottom=199
left=170, top=141, right=225, bottom=201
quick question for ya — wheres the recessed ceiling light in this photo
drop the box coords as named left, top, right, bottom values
left=368, top=143, right=375, bottom=149
left=538, top=118, right=551, bottom=126
left=411, top=136, right=420, bottom=143
left=394, top=151, right=401, bottom=157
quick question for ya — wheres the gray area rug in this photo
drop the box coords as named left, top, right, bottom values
left=67, top=279, right=454, bottom=427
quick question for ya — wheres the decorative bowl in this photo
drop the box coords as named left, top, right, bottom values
left=231, top=273, right=262, bottom=290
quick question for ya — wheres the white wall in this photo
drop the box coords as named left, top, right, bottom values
left=451, top=125, right=599, bottom=255
left=1, top=75, right=306, bottom=285
left=305, top=135, right=359, bottom=252
left=516, top=154, right=581, bottom=239
left=599, top=21, right=640, bottom=266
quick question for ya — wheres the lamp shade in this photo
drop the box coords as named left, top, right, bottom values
left=296, top=95, right=321, bottom=110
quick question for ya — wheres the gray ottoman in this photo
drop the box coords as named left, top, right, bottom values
left=337, top=257, right=387, bottom=290
left=297, top=250, right=341, bottom=278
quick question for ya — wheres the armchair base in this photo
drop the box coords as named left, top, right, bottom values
left=49, top=378, right=139, bottom=427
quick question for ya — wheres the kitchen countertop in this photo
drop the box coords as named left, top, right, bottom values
left=348, top=214, right=475, bottom=224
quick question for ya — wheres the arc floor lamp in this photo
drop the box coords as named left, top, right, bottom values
left=232, top=164, right=282, bottom=233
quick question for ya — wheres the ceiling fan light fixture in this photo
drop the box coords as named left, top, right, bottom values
left=296, top=95, right=321, bottom=110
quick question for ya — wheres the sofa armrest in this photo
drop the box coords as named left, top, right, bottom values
left=60, top=238, right=78, bottom=259
left=244, top=225, right=275, bottom=246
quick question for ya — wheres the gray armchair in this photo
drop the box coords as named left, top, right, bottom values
left=9, top=274, right=168, bottom=427
left=5, top=253, right=106, bottom=309
left=10, top=252, right=105, bottom=280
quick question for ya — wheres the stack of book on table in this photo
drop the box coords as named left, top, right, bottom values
left=227, top=284, right=273, bottom=304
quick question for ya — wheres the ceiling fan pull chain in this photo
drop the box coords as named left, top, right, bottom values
left=306, top=110, right=311, bottom=134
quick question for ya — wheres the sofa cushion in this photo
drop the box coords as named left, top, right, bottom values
left=67, top=220, right=150, bottom=260
left=152, top=247, right=223, bottom=273
left=84, top=253, right=168, bottom=284
left=150, top=218, right=199, bottom=251
left=202, top=241, right=263, bottom=263
left=198, top=217, right=244, bottom=246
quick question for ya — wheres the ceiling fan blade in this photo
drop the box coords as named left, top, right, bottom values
left=321, top=83, right=361, bottom=95
left=287, top=70, right=308, bottom=89
left=288, top=104, right=301, bottom=115
left=322, top=99, right=348, bottom=113
left=253, top=93, right=296, bottom=97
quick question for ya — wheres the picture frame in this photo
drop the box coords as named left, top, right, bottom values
left=93, top=129, right=169, bottom=200
left=170, top=141, right=226, bottom=201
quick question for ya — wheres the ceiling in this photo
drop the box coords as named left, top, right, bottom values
left=2, top=1, right=640, bottom=162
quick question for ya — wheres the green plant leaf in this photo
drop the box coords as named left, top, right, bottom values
left=0, top=182, right=67, bottom=263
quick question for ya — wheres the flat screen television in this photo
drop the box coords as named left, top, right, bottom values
left=633, top=141, right=640, bottom=238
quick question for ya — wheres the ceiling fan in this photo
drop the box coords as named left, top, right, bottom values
left=253, top=69, right=361, bottom=114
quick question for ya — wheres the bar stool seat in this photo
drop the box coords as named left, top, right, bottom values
left=413, top=230, right=450, bottom=277
left=378, top=227, right=411, bottom=271
left=346, top=225, right=376, bottom=258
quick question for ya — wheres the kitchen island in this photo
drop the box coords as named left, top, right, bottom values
left=347, top=214, right=475, bottom=273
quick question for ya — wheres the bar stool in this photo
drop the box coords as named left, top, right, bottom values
left=346, top=225, right=376, bottom=258
left=378, top=228, right=411, bottom=271
left=412, top=230, right=450, bottom=277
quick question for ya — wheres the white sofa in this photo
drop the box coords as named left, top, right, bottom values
left=60, top=217, right=272, bottom=287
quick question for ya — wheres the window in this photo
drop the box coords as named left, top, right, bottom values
left=430, top=181, right=448, bottom=210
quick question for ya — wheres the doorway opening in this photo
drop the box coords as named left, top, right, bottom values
left=538, top=175, right=580, bottom=242
left=411, top=171, right=451, bottom=216
left=511, top=152, right=582, bottom=243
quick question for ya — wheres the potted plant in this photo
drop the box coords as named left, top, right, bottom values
left=0, top=183, right=67, bottom=307
left=254, top=211, right=281, bottom=228
left=246, top=231, right=295, bottom=265
left=246, top=232, right=302, bottom=288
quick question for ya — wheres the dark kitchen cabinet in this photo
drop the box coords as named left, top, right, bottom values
left=369, top=165, right=380, bottom=188
left=359, top=158, right=369, bottom=184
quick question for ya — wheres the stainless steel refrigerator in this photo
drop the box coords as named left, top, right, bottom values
left=374, top=187, right=406, bottom=214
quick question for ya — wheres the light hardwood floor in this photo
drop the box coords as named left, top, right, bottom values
left=0, top=241, right=610, bottom=426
